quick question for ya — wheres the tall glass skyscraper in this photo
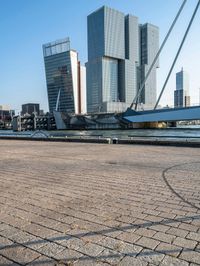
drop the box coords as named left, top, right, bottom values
left=86, top=6, right=125, bottom=113
left=174, top=68, right=190, bottom=107
left=86, top=6, right=159, bottom=113
left=140, top=23, right=159, bottom=108
left=43, top=38, right=86, bottom=114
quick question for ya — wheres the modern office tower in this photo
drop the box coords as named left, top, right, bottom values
left=43, top=38, right=86, bottom=114
left=140, top=23, right=159, bottom=108
left=121, top=14, right=139, bottom=105
left=86, top=6, right=159, bottom=113
left=174, top=68, right=190, bottom=108
left=21, top=103, right=40, bottom=116
left=86, top=6, right=125, bottom=113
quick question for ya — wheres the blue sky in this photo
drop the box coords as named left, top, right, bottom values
left=0, top=0, right=200, bottom=113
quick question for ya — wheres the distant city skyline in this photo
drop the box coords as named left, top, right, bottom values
left=0, top=0, right=200, bottom=112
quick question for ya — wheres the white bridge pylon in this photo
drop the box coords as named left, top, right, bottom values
left=123, top=106, right=200, bottom=123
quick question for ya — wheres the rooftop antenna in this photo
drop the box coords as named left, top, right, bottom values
left=130, top=0, right=187, bottom=110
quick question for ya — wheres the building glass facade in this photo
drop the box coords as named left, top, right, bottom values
left=43, top=38, right=86, bottom=114
left=21, top=103, right=40, bottom=116
left=86, top=6, right=159, bottom=113
left=140, top=23, right=159, bottom=108
left=174, top=68, right=190, bottom=107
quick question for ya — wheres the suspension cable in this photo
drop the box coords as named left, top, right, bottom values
left=130, top=0, right=187, bottom=110
left=154, top=0, right=200, bottom=109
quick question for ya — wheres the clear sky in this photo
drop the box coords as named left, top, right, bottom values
left=0, top=0, right=200, bottom=113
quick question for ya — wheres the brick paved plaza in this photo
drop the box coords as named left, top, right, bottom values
left=0, top=140, right=200, bottom=265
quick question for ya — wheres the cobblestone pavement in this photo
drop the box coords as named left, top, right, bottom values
left=0, top=140, right=200, bottom=266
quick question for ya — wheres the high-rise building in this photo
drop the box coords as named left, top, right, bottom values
left=174, top=68, right=190, bottom=108
left=43, top=38, right=86, bottom=114
left=21, top=103, right=40, bottom=116
left=140, top=23, right=159, bottom=108
left=86, top=6, right=159, bottom=113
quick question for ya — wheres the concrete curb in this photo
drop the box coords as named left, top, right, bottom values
left=0, top=136, right=200, bottom=147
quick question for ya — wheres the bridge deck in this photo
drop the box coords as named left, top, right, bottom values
left=124, top=106, right=200, bottom=123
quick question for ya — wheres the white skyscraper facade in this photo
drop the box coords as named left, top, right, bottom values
left=86, top=6, right=159, bottom=113
left=174, top=68, right=190, bottom=108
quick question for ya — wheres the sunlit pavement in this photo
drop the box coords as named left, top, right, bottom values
left=0, top=140, right=200, bottom=265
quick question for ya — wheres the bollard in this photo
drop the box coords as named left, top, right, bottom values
left=107, top=138, right=112, bottom=144
left=112, top=138, right=118, bottom=144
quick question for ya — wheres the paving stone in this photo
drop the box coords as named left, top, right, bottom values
left=23, top=223, right=56, bottom=238
left=158, top=212, right=176, bottom=219
left=51, top=233, right=72, bottom=246
left=179, top=250, right=200, bottom=264
left=145, top=215, right=163, bottom=223
left=116, top=231, right=141, bottom=244
left=173, top=237, right=198, bottom=249
left=67, top=228, right=88, bottom=238
left=186, top=232, right=200, bottom=242
left=0, top=223, right=11, bottom=232
left=77, top=242, right=104, bottom=257
left=153, top=232, right=176, bottom=244
left=117, top=242, right=142, bottom=256
left=74, top=258, right=110, bottom=265
left=81, top=233, right=106, bottom=244
left=0, top=255, right=20, bottom=265
left=196, top=243, right=200, bottom=251
left=103, top=228, right=123, bottom=238
left=26, top=237, right=49, bottom=251
left=54, top=248, right=83, bottom=263
left=136, top=236, right=160, bottom=250
left=156, top=242, right=182, bottom=257
left=38, top=242, right=65, bottom=257
left=118, top=255, right=148, bottom=266
left=0, top=215, right=30, bottom=229
left=167, top=227, right=189, bottom=238
left=137, top=248, right=165, bottom=265
left=58, top=223, right=74, bottom=233
left=9, top=231, right=37, bottom=244
left=159, top=255, right=189, bottom=266
left=60, top=236, right=86, bottom=250
left=26, top=255, right=58, bottom=266
left=0, top=235, right=14, bottom=249
left=0, top=246, right=40, bottom=265
left=178, top=223, right=199, bottom=233
left=150, top=224, right=170, bottom=233
left=134, top=228, right=157, bottom=238
left=0, top=226, right=21, bottom=238
left=98, top=248, right=123, bottom=264
left=98, top=236, right=124, bottom=251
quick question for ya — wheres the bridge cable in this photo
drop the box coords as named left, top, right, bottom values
left=129, top=0, right=187, bottom=110
left=154, top=0, right=200, bottom=109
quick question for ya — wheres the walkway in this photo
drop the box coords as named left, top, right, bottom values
left=0, top=140, right=199, bottom=265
